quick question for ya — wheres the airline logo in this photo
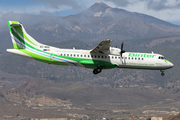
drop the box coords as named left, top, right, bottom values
left=128, top=53, right=156, bottom=58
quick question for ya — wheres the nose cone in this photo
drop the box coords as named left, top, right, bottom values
left=169, top=62, right=174, bottom=68
left=166, top=60, right=174, bottom=68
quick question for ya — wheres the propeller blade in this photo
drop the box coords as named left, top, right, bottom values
left=121, top=41, right=124, bottom=51
left=120, top=40, right=125, bottom=57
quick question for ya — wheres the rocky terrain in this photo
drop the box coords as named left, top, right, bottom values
left=0, top=78, right=180, bottom=119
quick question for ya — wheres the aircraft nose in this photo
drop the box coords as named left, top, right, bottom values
left=167, top=61, right=174, bottom=68
left=164, top=59, right=173, bottom=68
left=170, top=62, right=174, bottom=68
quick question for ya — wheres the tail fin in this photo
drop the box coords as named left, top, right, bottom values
left=7, top=21, right=41, bottom=49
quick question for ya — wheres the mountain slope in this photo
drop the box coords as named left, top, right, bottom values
left=1, top=2, right=179, bottom=44
left=15, top=78, right=175, bottom=109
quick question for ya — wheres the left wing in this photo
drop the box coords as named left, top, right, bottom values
left=90, top=39, right=112, bottom=54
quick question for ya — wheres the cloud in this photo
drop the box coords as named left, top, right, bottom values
left=102, top=0, right=180, bottom=23
left=104, top=0, right=180, bottom=11
left=146, top=0, right=180, bottom=11
left=0, top=0, right=180, bottom=26
left=0, top=12, right=72, bottom=32
left=32, top=0, right=82, bottom=9
left=104, top=0, right=130, bottom=7
left=0, top=0, right=82, bottom=15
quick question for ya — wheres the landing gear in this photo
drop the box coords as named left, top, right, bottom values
left=161, top=72, right=165, bottom=76
left=93, top=69, right=98, bottom=74
left=93, top=67, right=103, bottom=75
left=160, top=70, right=165, bottom=76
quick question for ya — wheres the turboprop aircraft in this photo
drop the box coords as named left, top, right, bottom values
left=6, top=21, right=173, bottom=76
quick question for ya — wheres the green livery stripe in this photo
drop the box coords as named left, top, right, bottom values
left=7, top=21, right=12, bottom=33
left=79, top=59, right=115, bottom=69
left=14, top=26, right=37, bottom=46
left=11, top=27, right=42, bottom=53
left=162, top=59, right=173, bottom=64
left=11, top=21, right=19, bottom=24
left=13, top=42, right=23, bottom=49
left=18, top=49, right=68, bottom=66
left=8, top=21, right=37, bottom=46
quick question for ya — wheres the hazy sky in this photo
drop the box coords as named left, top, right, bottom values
left=0, top=0, right=180, bottom=25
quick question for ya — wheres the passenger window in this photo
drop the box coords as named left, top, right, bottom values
left=91, top=55, right=93, bottom=58
left=84, top=55, right=86, bottom=57
left=112, top=56, right=114, bottom=59
left=70, top=54, right=72, bottom=56
left=142, top=58, right=144, bottom=60
left=115, top=57, right=117, bottom=59
left=105, top=56, right=107, bottom=59
left=74, top=54, right=76, bottom=57
left=64, top=54, right=66, bottom=56
left=135, top=58, right=137, bottom=60
left=108, top=56, right=110, bottom=59
left=77, top=54, right=79, bottom=57
left=125, top=57, right=127, bottom=59
left=138, top=58, right=140, bottom=60
left=128, top=57, right=130, bottom=60
left=81, top=55, right=83, bottom=57
left=88, top=55, right=90, bottom=57
left=98, top=56, right=100, bottom=58
left=95, top=55, right=97, bottom=58
left=132, top=57, right=133, bottom=60
left=102, top=56, right=103, bottom=58
left=67, top=54, right=69, bottom=56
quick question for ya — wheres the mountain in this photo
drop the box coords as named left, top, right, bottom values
left=25, top=2, right=180, bottom=43
left=9, top=78, right=180, bottom=118
left=1, top=2, right=178, bottom=43
left=0, top=77, right=180, bottom=119
left=1, top=2, right=180, bottom=47
left=1, top=2, right=180, bottom=89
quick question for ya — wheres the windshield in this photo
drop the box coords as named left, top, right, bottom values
left=158, top=56, right=164, bottom=59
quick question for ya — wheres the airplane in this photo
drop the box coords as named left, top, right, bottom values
left=6, top=21, right=173, bottom=76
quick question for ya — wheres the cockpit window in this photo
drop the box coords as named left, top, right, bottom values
left=158, top=56, right=164, bottom=59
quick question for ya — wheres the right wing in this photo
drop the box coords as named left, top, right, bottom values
left=90, top=39, right=112, bottom=54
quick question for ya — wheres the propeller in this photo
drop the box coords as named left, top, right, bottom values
left=120, top=40, right=125, bottom=57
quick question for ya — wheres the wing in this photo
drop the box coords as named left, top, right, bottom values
left=90, top=39, right=112, bottom=53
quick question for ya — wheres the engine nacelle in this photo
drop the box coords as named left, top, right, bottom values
left=109, top=47, right=120, bottom=55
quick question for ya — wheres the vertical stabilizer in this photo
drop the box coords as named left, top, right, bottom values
left=7, top=21, right=41, bottom=49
